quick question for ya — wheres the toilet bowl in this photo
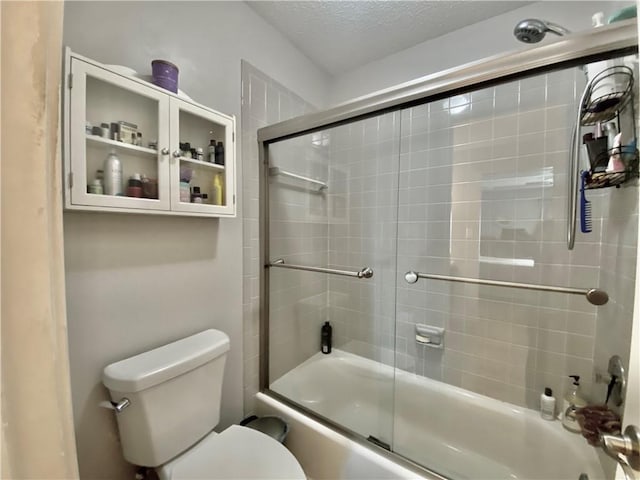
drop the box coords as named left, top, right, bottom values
left=158, top=425, right=304, bottom=480
left=102, top=329, right=305, bottom=479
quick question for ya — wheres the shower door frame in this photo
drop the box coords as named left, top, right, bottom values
left=258, top=18, right=639, bottom=475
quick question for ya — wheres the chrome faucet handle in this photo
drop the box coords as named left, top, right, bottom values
left=596, top=355, right=627, bottom=406
left=601, top=425, right=640, bottom=480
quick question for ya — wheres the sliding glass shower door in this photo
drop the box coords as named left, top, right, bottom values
left=392, top=58, right=638, bottom=480
left=266, top=113, right=401, bottom=447
left=261, top=45, right=639, bottom=480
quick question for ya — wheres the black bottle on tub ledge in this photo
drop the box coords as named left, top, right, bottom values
left=321, top=321, right=332, bottom=354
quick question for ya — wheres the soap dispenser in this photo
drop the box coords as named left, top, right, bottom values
left=562, top=375, right=587, bottom=432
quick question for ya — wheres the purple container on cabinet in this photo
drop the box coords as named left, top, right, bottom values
left=151, top=59, right=179, bottom=93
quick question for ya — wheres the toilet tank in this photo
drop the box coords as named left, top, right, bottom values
left=102, top=329, right=230, bottom=467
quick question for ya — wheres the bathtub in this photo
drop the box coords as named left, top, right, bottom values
left=263, top=349, right=609, bottom=480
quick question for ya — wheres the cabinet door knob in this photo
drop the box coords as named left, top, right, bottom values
left=161, top=148, right=170, bottom=155
left=172, top=150, right=182, bottom=158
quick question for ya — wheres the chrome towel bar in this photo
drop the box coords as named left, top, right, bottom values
left=269, top=259, right=373, bottom=279
left=269, top=167, right=328, bottom=191
left=404, top=271, right=608, bottom=306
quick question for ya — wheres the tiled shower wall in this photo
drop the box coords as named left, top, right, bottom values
left=267, top=136, right=329, bottom=381
left=593, top=184, right=638, bottom=403
left=326, top=113, right=400, bottom=363
left=241, top=61, right=315, bottom=414
left=394, top=67, right=600, bottom=409
left=394, top=64, right=635, bottom=409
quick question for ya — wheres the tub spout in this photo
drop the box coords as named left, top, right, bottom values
left=600, top=425, right=640, bottom=480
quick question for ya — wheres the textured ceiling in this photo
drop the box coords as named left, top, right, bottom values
left=246, top=1, right=532, bottom=75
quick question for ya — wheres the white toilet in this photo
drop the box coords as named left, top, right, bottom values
left=102, top=329, right=305, bottom=479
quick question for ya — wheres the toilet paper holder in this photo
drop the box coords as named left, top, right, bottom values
left=415, top=324, right=444, bottom=349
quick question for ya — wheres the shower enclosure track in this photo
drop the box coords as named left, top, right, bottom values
left=258, top=20, right=636, bottom=144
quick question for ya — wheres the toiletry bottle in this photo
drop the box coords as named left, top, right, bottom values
left=607, top=132, right=625, bottom=172
left=321, top=321, right=332, bottom=354
left=179, top=182, right=190, bottom=203
left=604, top=122, right=618, bottom=149
left=87, top=179, right=103, bottom=195
left=180, top=142, right=192, bottom=158
left=110, top=122, right=120, bottom=141
left=208, top=139, right=216, bottom=163
left=191, top=186, right=202, bottom=203
left=103, top=150, right=123, bottom=196
left=562, top=375, right=587, bottom=432
left=540, top=387, right=555, bottom=420
left=215, top=141, right=225, bottom=165
left=126, top=173, right=143, bottom=198
left=212, top=173, right=223, bottom=205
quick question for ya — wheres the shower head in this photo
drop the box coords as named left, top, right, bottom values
left=514, top=19, right=570, bottom=43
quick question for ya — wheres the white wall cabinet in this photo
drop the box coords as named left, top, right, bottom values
left=63, top=49, right=236, bottom=217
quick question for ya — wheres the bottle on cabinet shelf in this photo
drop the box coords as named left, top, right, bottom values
left=211, top=173, right=223, bottom=205
left=215, top=141, right=225, bottom=165
left=103, top=150, right=122, bottom=196
left=126, top=173, right=143, bottom=198
left=208, top=139, right=216, bottom=163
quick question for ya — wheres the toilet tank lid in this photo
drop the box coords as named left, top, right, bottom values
left=102, top=329, right=230, bottom=393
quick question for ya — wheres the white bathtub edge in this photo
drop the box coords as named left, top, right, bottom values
left=255, top=392, right=435, bottom=480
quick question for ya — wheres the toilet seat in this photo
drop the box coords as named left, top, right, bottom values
left=158, top=425, right=306, bottom=480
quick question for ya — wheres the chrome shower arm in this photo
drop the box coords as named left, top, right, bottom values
left=546, top=22, right=571, bottom=37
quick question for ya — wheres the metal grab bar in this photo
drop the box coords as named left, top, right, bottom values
left=269, top=259, right=373, bottom=279
left=404, top=271, right=608, bottom=306
left=269, top=167, right=328, bottom=190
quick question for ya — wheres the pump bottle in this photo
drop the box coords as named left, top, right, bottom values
left=562, top=375, right=587, bottom=432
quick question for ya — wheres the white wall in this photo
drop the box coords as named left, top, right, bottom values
left=330, top=1, right=633, bottom=105
left=62, top=2, right=329, bottom=479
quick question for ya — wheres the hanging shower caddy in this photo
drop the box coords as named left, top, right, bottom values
left=568, top=63, right=638, bottom=249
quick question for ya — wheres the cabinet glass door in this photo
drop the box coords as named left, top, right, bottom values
left=68, top=59, right=170, bottom=210
left=169, top=98, right=235, bottom=216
